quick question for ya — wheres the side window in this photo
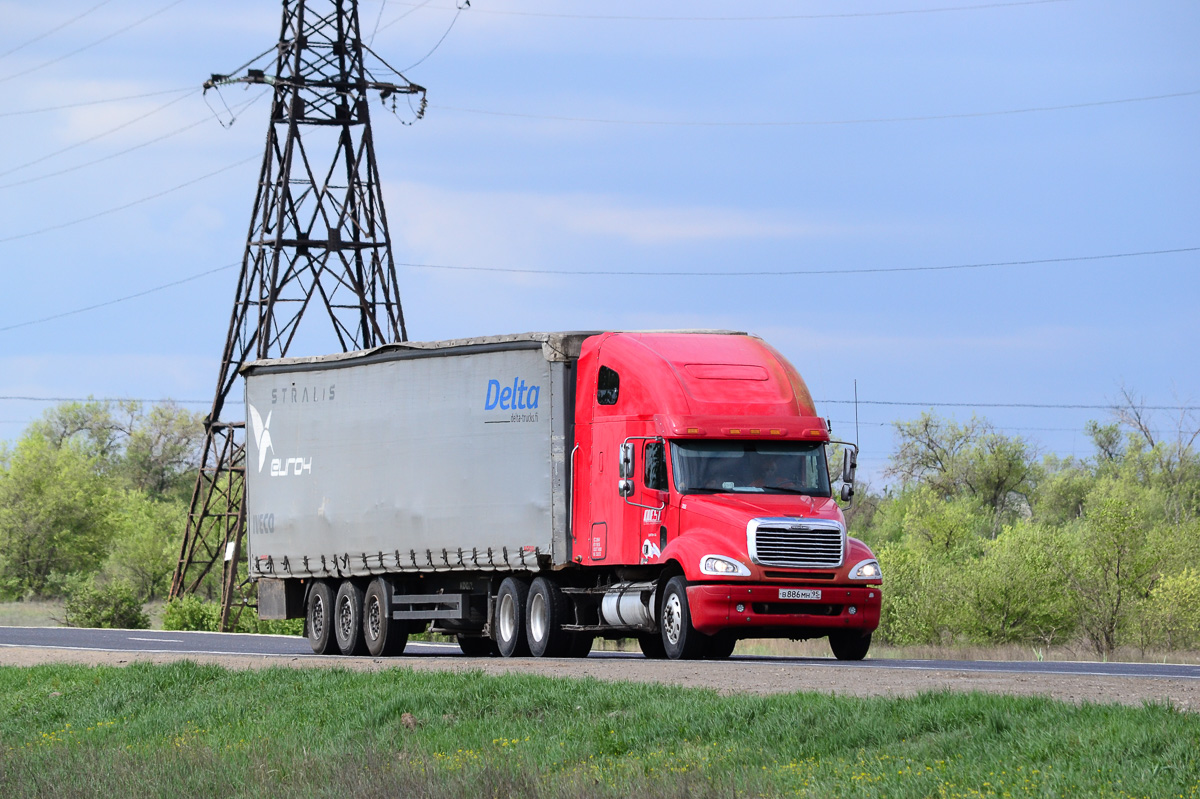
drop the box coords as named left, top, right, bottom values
left=644, top=441, right=667, bottom=490
left=597, top=366, right=620, bottom=406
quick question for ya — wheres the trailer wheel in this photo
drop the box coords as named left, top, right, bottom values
left=659, top=576, right=706, bottom=660
left=334, top=581, right=368, bottom=656
left=527, top=576, right=574, bottom=658
left=363, top=578, right=408, bottom=657
left=637, top=634, right=666, bottom=659
left=829, top=631, right=872, bottom=661
left=495, top=577, right=530, bottom=657
left=306, top=581, right=336, bottom=655
left=457, top=635, right=499, bottom=657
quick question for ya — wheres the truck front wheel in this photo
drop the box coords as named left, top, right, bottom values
left=829, top=631, right=872, bottom=661
left=306, top=581, right=336, bottom=655
left=334, top=581, right=368, bottom=656
left=363, top=578, right=408, bottom=657
left=660, top=576, right=707, bottom=660
left=495, top=577, right=530, bottom=657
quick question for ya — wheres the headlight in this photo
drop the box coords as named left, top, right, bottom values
left=849, top=559, right=881, bottom=580
left=699, top=555, right=751, bottom=577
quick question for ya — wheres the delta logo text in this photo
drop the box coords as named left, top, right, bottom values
left=484, top=378, right=540, bottom=410
left=249, top=403, right=312, bottom=477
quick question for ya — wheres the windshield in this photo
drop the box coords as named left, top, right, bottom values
left=671, top=440, right=831, bottom=497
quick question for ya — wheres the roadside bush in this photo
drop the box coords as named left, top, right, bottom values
left=1143, top=567, right=1200, bottom=650
left=876, top=544, right=960, bottom=645
left=162, top=595, right=220, bottom=632
left=162, top=595, right=303, bottom=635
left=63, top=578, right=149, bottom=629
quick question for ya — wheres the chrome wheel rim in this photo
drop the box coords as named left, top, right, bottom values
left=338, top=594, right=354, bottom=640
left=529, top=591, right=547, bottom=643
left=367, top=596, right=381, bottom=642
left=311, top=595, right=325, bottom=640
left=499, top=593, right=517, bottom=644
left=663, top=592, right=683, bottom=646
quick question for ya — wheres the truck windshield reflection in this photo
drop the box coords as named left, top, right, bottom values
left=671, top=440, right=832, bottom=497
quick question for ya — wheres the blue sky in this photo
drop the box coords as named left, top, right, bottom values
left=0, top=0, right=1197, bottom=485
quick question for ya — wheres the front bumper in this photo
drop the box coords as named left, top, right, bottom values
left=686, top=583, right=881, bottom=637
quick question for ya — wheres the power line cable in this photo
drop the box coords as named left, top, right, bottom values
left=431, top=87, right=1200, bottom=128
left=0, top=0, right=117, bottom=61
left=0, top=89, right=199, bottom=179
left=402, top=246, right=1198, bottom=278
left=819, top=400, right=1199, bottom=411
left=0, top=396, right=236, bottom=406
left=0, top=154, right=258, bottom=245
left=0, top=0, right=188, bottom=84
left=0, top=262, right=239, bottom=334
left=368, top=0, right=391, bottom=45
left=379, top=0, right=1069, bottom=24
left=0, top=86, right=194, bottom=118
left=0, top=90, right=267, bottom=190
left=397, top=1, right=468, bottom=72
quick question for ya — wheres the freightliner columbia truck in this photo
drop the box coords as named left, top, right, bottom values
left=243, top=331, right=882, bottom=660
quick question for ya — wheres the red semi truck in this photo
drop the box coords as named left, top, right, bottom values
left=245, top=330, right=882, bottom=660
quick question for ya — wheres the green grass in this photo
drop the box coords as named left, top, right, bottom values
left=0, top=663, right=1197, bottom=798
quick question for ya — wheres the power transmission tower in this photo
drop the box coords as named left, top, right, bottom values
left=169, top=0, right=425, bottom=630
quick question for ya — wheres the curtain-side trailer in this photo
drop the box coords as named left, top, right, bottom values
left=244, top=331, right=882, bottom=660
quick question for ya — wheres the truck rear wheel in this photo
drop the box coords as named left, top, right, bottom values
left=495, top=577, right=530, bottom=658
left=638, top=634, right=666, bottom=659
left=363, top=578, right=408, bottom=657
left=334, top=580, right=368, bottom=656
left=457, top=634, right=499, bottom=657
left=829, top=631, right=872, bottom=661
left=306, top=581, right=336, bottom=655
left=527, top=576, right=573, bottom=658
left=660, top=576, right=707, bottom=660
left=702, top=632, right=737, bottom=660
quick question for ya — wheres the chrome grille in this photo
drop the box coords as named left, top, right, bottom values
left=748, top=518, right=844, bottom=568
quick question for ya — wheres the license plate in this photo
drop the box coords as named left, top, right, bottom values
left=778, top=588, right=821, bottom=600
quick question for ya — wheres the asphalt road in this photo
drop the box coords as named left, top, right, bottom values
left=3, top=626, right=1198, bottom=681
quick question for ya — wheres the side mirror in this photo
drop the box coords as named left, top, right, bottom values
left=619, top=442, right=634, bottom=479
left=840, top=483, right=855, bottom=503
left=619, top=478, right=634, bottom=497
left=841, top=449, right=857, bottom=484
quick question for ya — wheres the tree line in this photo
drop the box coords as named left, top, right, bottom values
left=847, top=391, right=1200, bottom=657
left=0, top=396, right=1197, bottom=655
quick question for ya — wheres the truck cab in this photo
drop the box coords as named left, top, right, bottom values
left=569, top=332, right=881, bottom=659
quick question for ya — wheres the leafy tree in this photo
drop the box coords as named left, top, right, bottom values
left=961, top=521, right=1078, bottom=646
left=63, top=577, right=150, bottom=629
left=0, top=433, right=117, bottom=597
left=102, top=491, right=186, bottom=601
left=887, top=412, right=1038, bottom=532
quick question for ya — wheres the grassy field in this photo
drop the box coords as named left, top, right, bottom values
left=0, top=662, right=1196, bottom=798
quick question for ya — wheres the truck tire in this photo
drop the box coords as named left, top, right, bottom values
left=495, top=577, right=530, bottom=658
left=527, top=576, right=574, bottom=658
left=306, top=581, right=336, bottom=655
left=702, top=632, right=737, bottom=660
left=659, top=576, right=707, bottom=660
left=566, top=633, right=594, bottom=658
left=457, top=634, right=499, bottom=657
left=829, top=631, right=872, bottom=661
left=334, top=580, right=368, bottom=656
left=637, top=634, right=666, bottom=659
left=363, top=578, right=408, bottom=657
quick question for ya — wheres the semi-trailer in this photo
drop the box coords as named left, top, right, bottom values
left=244, top=330, right=882, bottom=660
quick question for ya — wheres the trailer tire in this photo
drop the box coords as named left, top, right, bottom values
left=637, top=634, right=666, bottom=659
left=457, top=635, right=499, bottom=657
left=363, top=578, right=407, bottom=657
left=334, top=580, right=368, bottom=656
left=495, top=577, right=530, bottom=658
left=829, top=631, right=872, bottom=661
left=660, top=576, right=707, bottom=660
left=527, top=577, right=574, bottom=658
left=306, top=581, right=336, bottom=655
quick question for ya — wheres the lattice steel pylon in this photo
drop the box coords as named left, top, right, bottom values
left=169, top=0, right=425, bottom=630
